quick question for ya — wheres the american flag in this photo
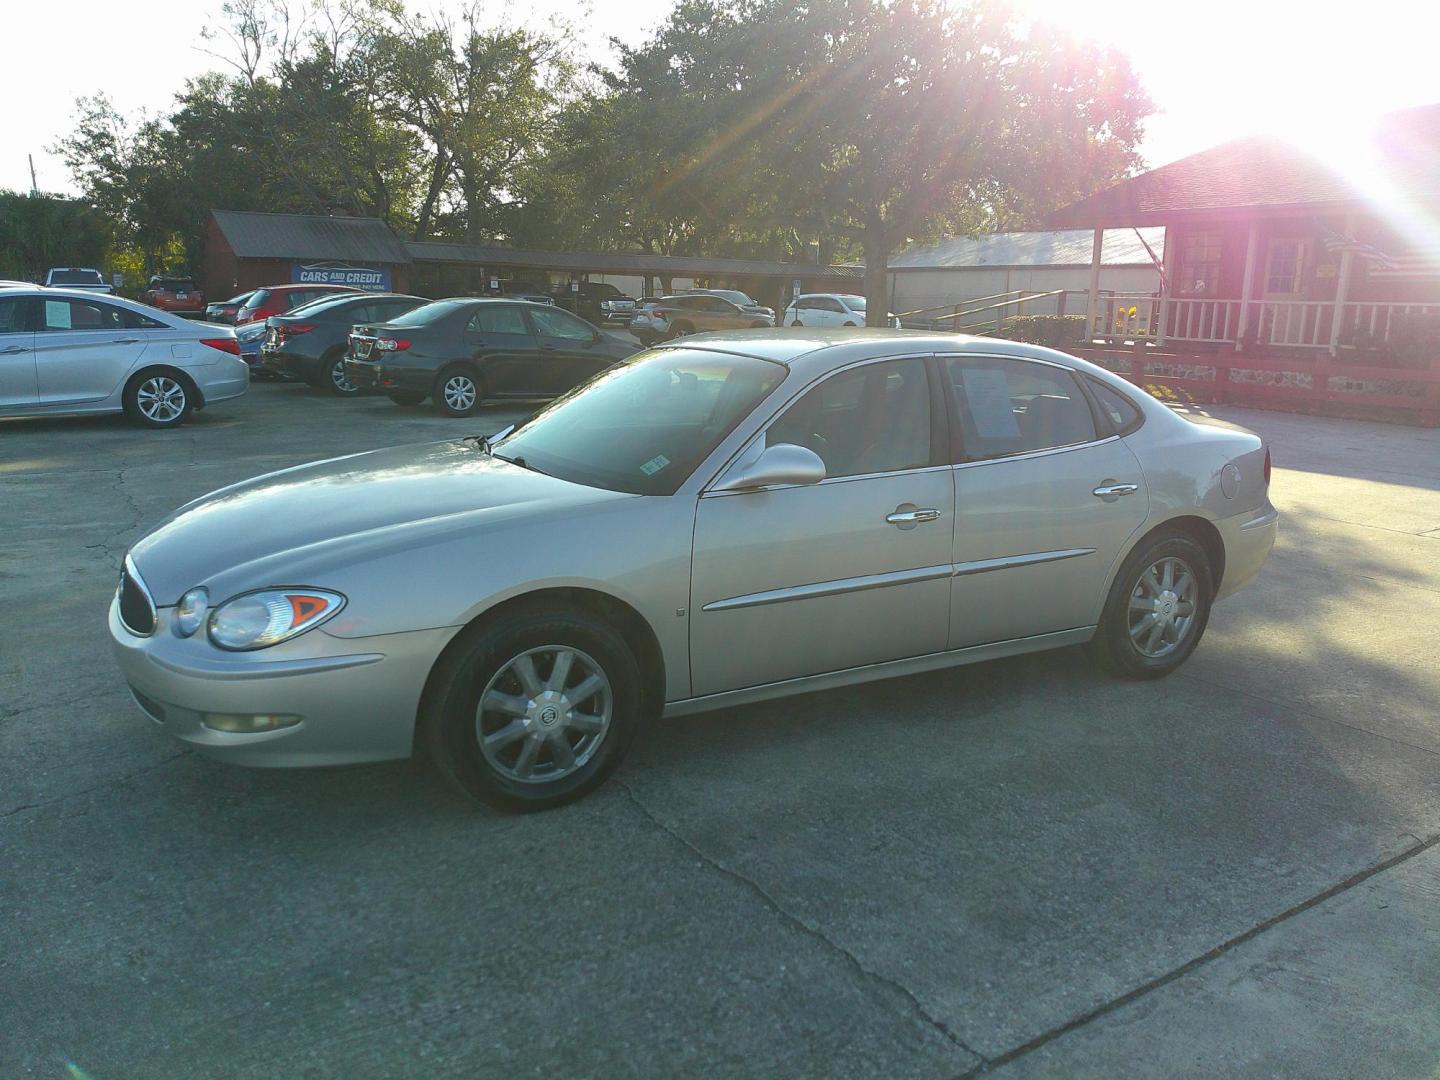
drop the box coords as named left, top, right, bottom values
left=1316, top=221, right=1398, bottom=270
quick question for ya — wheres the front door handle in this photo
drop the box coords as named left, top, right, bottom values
left=1093, top=482, right=1139, bottom=499
left=113, top=337, right=141, bottom=344
left=886, top=507, right=941, bottom=526
left=0, top=345, right=26, bottom=354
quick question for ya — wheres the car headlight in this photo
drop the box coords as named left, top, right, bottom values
left=174, top=587, right=209, bottom=637
left=207, top=588, right=345, bottom=651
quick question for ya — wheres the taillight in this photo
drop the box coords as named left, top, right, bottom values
left=1263, top=447, right=1272, bottom=486
left=375, top=338, right=411, bottom=351
left=201, top=338, right=241, bottom=355
left=279, top=324, right=315, bottom=338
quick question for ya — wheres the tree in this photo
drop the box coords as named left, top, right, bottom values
left=0, top=191, right=112, bottom=281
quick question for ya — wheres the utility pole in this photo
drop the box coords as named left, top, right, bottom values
left=28, top=154, right=38, bottom=196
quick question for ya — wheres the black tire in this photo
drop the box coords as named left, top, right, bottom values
left=842, top=321, right=857, bottom=327
left=1090, top=531, right=1213, bottom=679
left=790, top=320, right=803, bottom=327
left=123, top=370, right=194, bottom=429
left=433, top=367, right=483, bottom=417
left=387, top=391, right=426, bottom=406
left=424, top=606, right=642, bottom=811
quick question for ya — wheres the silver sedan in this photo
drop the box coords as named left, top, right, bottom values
left=109, top=330, right=1277, bottom=808
left=0, top=287, right=248, bottom=427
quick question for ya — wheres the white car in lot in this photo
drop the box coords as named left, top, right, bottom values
left=785, top=292, right=901, bottom=328
left=0, top=287, right=248, bottom=428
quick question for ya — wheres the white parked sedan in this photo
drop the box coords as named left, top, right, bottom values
left=785, top=292, right=902, bottom=328
left=0, top=287, right=248, bottom=428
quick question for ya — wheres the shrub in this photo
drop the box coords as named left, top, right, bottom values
left=997, top=314, right=1086, bottom=348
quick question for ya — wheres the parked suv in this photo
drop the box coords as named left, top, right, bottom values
left=44, top=268, right=112, bottom=293
left=629, top=293, right=773, bottom=344
left=784, top=292, right=902, bottom=328
left=571, top=281, right=637, bottom=326
left=344, top=298, right=640, bottom=416
left=260, top=292, right=427, bottom=393
left=234, top=284, right=361, bottom=326
left=685, top=288, right=775, bottom=324
left=142, top=275, right=205, bottom=317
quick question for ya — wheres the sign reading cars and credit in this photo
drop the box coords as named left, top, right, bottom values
left=291, top=263, right=391, bottom=291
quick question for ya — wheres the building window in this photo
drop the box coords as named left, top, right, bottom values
left=1264, top=239, right=1305, bottom=295
left=1178, top=230, right=1222, bottom=296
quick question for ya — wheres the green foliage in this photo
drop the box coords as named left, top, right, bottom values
left=0, top=191, right=112, bottom=281
left=997, top=314, right=1087, bottom=348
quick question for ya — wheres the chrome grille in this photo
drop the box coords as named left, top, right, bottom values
left=118, top=559, right=156, bottom=636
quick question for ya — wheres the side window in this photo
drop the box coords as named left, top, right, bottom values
left=795, top=297, right=817, bottom=311
left=703, top=297, right=732, bottom=312
left=467, top=305, right=530, bottom=336
left=767, top=357, right=933, bottom=479
left=817, top=298, right=846, bottom=313
left=0, top=297, right=30, bottom=333
left=1085, top=376, right=1143, bottom=435
left=945, top=357, right=1097, bottom=462
left=123, top=309, right=167, bottom=330
left=529, top=306, right=594, bottom=341
left=38, top=298, right=126, bottom=332
left=378, top=300, right=419, bottom=320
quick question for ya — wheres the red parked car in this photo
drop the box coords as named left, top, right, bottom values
left=234, top=284, right=361, bottom=325
left=142, top=276, right=206, bottom=317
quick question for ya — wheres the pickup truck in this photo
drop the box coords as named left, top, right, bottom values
left=44, top=267, right=114, bottom=293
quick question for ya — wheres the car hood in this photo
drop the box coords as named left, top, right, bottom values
left=129, top=440, right=634, bottom=603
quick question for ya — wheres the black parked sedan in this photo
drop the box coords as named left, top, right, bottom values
left=344, top=298, right=642, bottom=416
left=259, top=293, right=427, bottom=393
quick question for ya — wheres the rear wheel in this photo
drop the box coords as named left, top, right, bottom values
left=387, top=391, right=425, bottom=406
left=434, top=368, right=482, bottom=417
left=124, top=371, right=193, bottom=429
left=424, top=607, right=642, bottom=810
left=1091, top=532, right=1212, bottom=678
left=790, top=319, right=803, bottom=327
left=324, top=351, right=359, bottom=395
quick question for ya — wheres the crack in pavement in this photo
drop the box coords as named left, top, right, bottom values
left=960, top=828, right=1440, bottom=1076
left=617, top=778, right=985, bottom=1068
left=2, top=750, right=194, bottom=820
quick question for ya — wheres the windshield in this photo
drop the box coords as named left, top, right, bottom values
left=711, top=290, right=756, bottom=306
left=50, top=269, right=103, bottom=285
left=385, top=299, right=464, bottom=327
left=494, top=349, right=786, bottom=495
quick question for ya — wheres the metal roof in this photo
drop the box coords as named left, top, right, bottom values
left=211, top=211, right=412, bottom=264
left=887, top=228, right=1164, bottom=270
left=404, top=241, right=860, bottom=279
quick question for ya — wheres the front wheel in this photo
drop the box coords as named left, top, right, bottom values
left=1090, top=533, right=1212, bottom=678
left=124, top=372, right=193, bottom=429
left=434, top=369, right=482, bottom=417
left=424, top=607, right=642, bottom=810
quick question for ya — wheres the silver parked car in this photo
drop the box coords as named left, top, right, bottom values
left=0, top=287, right=248, bottom=427
left=109, top=330, right=1277, bottom=809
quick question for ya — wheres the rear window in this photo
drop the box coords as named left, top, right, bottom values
left=387, top=300, right=465, bottom=327
left=48, top=269, right=104, bottom=285
left=246, top=289, right=271, bottom=308
left=288, top=294, right=362, bottom=319
left=154, top=278, right=196, bottom=290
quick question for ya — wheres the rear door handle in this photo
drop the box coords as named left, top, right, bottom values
left=0, top=345, right=26, bottom=354
left=886, top=507, right=941, bottom=526
left=113, top=337, right=141, bottom=344
left=1093, top=482, right=1139, bottom=499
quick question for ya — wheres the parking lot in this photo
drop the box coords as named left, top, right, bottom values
left=3, top=383, right=1439, bottom=1077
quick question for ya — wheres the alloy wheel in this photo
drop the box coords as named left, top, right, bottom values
left=1127, top=556, right=1198, bottom=658
left=330, top=358, right=357, bottom=393
left=136, top=377, right=186, bottom=423
left=442, top=374, right=477, bottom=412
left=475, top=645, right=613, bottom=784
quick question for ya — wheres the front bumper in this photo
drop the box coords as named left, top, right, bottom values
left=109, top=598, right=459, bottom=767
left=1214, top=504, right=1279, bottom=602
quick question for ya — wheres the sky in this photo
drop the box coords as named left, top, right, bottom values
left=4, top=0, right=1440, bottom=197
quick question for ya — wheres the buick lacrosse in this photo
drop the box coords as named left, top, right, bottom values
left=110, top=330, right=1277, bottom=809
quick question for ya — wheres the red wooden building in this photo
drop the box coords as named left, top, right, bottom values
left=1049, top=104, right=1440, bottom=423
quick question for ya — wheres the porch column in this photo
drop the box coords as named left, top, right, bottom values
left=1234, top=222, right=1260, bottom=350
left=1085, top=226, right=1103, bottom=344
left=1156, top=225, right=1176, bottom=346
left=1328, top=213, right=1356, bottom=356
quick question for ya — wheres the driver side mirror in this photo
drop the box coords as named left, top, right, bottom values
left=712, top=443, right=826, bottom=492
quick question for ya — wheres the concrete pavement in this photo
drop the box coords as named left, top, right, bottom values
left=2, top=386, right=1437, bottom=1077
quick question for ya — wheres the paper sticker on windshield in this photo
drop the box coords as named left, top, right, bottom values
left=640, top=454, right=670, bottom=476
left=961, top=368, right=1020, bottom=438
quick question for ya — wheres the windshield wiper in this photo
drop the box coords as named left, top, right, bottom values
left=493, top=453, right=549, bottom=477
